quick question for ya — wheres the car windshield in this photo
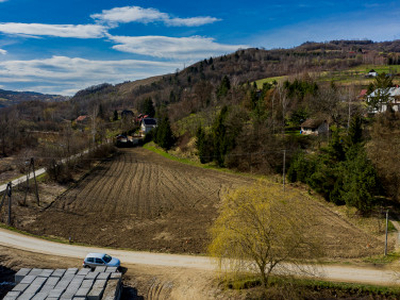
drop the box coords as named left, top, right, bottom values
left=103, top=254, right=112, bottom=263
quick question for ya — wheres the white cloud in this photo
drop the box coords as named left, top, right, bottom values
left=108, top=35, right=247, bottom=59
left=165, top=17, right=220, bottom=27
left=91, top=6, right=220, bottom=27
left=0, top=23, right=108, bottom=38
left=0, top=56, right=179, bottom=95
left=0, top=48, right=6, bottom=55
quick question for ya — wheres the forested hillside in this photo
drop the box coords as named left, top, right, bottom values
left=1, top=39, right=400, bottom=214
left=0, top=89, right=69, bottom=108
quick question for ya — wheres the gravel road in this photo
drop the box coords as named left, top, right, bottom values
left=1, top=227, right=399, bottom=286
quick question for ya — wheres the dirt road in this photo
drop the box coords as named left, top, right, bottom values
left=1, top=227, right=399, bottom=286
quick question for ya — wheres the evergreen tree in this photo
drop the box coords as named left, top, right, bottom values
left=327, top=128, right=345, bottom=162
left=216, top=76, right=231, bottom=99
left=156, top=116, right=174, bottom=150
left=341, top=148, right=378, bottom=214
left=196, top=126, right=213, bottom=164
left=212, top=106, right=229, bottom=166
left=287, top=151, right=312, bottom=183
left=346, top=115, right=363, bottom=148
left=142, top=97, right=155, bottom=117
left=98, top=104, right=105, bottom=120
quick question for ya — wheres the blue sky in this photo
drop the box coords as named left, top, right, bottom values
left=0, top=0, right=399, bottom=95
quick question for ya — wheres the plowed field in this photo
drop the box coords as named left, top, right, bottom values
left=28, top=148, right=253, bottom=253
left=20, top=147, right=393, bottom=257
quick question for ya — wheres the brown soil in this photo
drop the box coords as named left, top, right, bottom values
left=0, top=156, right=21, bottom=184
left=0, top=246, right=227, bottom=300
left=1, top=147, right=396, bottom=258
left=17, top=147, right=254, bottom=254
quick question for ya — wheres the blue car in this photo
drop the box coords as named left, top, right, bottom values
left=83, top=253, right=120, bottom=269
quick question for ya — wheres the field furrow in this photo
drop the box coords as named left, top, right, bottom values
left=26, top=147, right=393, bottom=256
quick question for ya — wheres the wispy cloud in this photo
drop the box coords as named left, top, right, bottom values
left=108, top=35, right=246, bottom=59
left=91, top=6, right=220, bottom=27
left=164, top=17, right=220, bottom=27
left=0, top=48, right=6, bottom=55
left=0, top=0, right=8, bottom=2
left=0, top=23, right=108, bottom=38
left=0, top=56, right=179, bottom=95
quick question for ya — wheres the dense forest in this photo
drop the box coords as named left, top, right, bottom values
left=1, top=39, right=400, bottom=213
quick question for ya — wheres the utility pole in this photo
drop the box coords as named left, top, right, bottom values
left=283, top=149, right=286, bottom=192
left=23, top=158, right=40, bottom=206
left=384, top=209, right=389, bottom=256
left=6, top=182, right=12, bottom=226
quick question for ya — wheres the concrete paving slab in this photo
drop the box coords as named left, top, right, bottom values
left=12, top=282, right=29, bottom=293
left=20, top=275, right=36, bottom=285
left=86, top=279, right=107, bottom=300
left=3, top=291, right=20, bottom=300
left=15, top=268, right=31, bottom=283
left=52, top=269, right=66, bottom=277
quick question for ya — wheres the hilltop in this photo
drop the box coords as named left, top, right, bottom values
left=0, top=88, right=70, bottom=108
left=68, top=39, right=400, bottom=118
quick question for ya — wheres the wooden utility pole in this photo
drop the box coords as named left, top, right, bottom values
left=23, top=158, right=40, bottom=206
left=7, top=182, right=12, bottom=226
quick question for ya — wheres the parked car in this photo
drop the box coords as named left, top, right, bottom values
left=83, top=253, right=120, bottom=269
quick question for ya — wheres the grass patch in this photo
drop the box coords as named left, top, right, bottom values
left=0, top=223, right=75, bottom=245
left=223, top=274, right=400, bottom=298
left=142, top=142, right=264, bottom=180
left=254, top=76, right=287, bottom=88
left=363, top=252, right=400, bottom=265
left=253, top=64, right=400, bottom=89
left=143, top=142, right=204, bottom=167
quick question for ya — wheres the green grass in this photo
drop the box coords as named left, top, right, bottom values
left=143, top=142, right=203, bottom=167
left=254, top=76, right=287, bottom=88
left=224, top=274, right=400, bottom=297
left=253, top=64, right=400, bottom=88
left=143, top=142, right=263, bottom=180
left=388, top=220, right=396, bottom=232
left=174, top=110, right=218, bottom=136
left=363, top=252, right=400, bottom=265
left=353, top=64, right=400, bottom=74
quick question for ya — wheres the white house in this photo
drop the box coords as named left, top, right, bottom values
left=367, top=87, right=400, bottom=113
left=300, top=119, right=329, bottom=135
left=368, top=69, right=378, bottom=77
left=140, top=118, right=157, bottom=136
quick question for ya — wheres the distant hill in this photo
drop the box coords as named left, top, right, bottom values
left=69, top=39, right=400, bottom=118
left=0, top=89, right=70, bottom=108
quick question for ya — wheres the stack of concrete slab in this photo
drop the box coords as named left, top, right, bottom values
left=3, top=267, right=122, bottom=300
